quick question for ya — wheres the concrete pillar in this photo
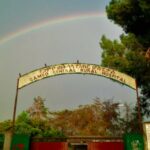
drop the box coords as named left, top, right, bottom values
left=3, top=130, right=13, bottom=150
left=143, top=122, right=150, bottom=150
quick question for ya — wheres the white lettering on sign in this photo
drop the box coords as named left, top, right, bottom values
left=18, top=63, right=136, bottom=89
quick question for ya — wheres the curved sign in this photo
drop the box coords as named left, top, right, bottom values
left=18, top=63, right=136, bottom=89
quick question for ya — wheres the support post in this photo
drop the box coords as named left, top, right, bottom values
left=135, top=80, right=143, bottom=133
left=12, top=77, right=20, bottom=133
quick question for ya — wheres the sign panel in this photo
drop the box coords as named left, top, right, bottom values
left=144, top=122, right=150, bottom=150
left=18, top=63, right=136, bottom=89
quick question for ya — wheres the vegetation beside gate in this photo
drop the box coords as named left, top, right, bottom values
left=0, top=96, right=139, bottom=138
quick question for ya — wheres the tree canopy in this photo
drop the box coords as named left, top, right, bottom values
left=106, top=0, right=150, bottom=47
left=0, top=97, right=139, bottom=137
left=49, top=98, right=139, bottom=136
left=100, top=0, right=150, bottom=117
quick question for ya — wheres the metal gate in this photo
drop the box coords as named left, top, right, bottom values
left=88, top=141, right=124, bottom=150
left=30, top=137, right=68, bottom=150
left=30, top=142, right=68, bottom=150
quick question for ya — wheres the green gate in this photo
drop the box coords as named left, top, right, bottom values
left=11, top=134, right=30, bottom=150
left=124, top=133, right=144, bottom=150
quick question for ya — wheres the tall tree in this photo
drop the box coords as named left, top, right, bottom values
left=100, top=0, right=150, bottom=117
left=106, top=0, right=150, bottom=47
left=27, top=96, right=49, bottom=121
left=49, top=99, right=129, bottom=136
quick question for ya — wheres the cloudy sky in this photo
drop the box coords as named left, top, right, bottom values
left=0, top=0, right=137, bottom=121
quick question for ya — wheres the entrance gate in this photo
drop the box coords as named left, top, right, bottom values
left=10, top=63, right=143, bottom=150
left=30, top=136, right=124, bottom=150
left=12, top=63, right=141, bottom=130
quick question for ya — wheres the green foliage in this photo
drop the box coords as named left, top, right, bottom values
left=15, top=117, right=66, bottom=138
left=140, top=84, right=150, bottom=117
left=42, top=128, right=65, bottom=138
left=16, top=111, right=30, bottom=124
left=100, top=0, right=150, bottom=117
left=100, top=34, right=150, bottom=117
left=100, top=34, right=148, bottom=80
left=100, top=35, right=128, bottom=72
left=0, top=120, right=12, bottom=132
left=0, top=97, right=140, bottom=137
left=11, top=98, right=66, bottom=138
left=15, top=122, right=33, bottom=135
left=106, top=0, right=150, bottom=46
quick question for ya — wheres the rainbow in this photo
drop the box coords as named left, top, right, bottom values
left=0, top=12, right=106, bottom=45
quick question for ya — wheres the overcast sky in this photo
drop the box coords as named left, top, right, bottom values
left=0, top=0, right=137, bottom=121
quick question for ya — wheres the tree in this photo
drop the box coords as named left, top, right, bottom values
left=49, top=98, right=135, bottom=136
left=0, top=97, right=139, bottom=137
left=106, top=0, right=150, bottom=47
left=27, top=96, right=49, bottom=121
left=100, top=34, right=148, bottom=85
left=100, top=0, right=150, bottom=117
left=24, top=96, right=65, bottom=137
left=15, top=111, right=33, bottom=135
left=0, top=97, right=65, bottom=138
left=115, top=103, right=140, bottom=135
left=0, top=120, right=12, bottom=133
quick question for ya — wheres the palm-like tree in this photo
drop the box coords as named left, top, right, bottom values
left=27, top=96, right=48, bottom=121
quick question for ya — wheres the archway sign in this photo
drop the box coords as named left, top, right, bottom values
left=13, top=63, right=142, bottom=133
left=18, top=63, right=136, bottom=89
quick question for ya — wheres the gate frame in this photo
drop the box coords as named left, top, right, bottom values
left=12, top=63, right=143, bottom=134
